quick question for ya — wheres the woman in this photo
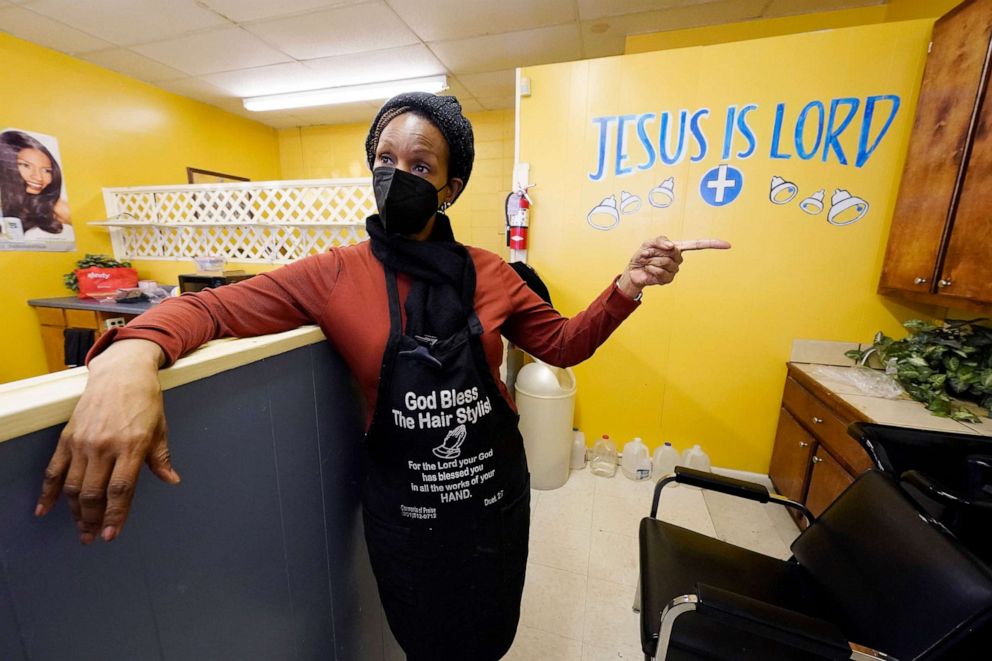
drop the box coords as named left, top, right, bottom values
left=0, top=129, right=71, bottom=235
left=34, top=93, right=729, bottom=660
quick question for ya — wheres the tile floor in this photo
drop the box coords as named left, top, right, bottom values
left=502, top=467, right=802, bottom=660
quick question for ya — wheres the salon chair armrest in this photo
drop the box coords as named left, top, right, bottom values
left=676, top=467, right=770, bottom=499
left=651, top=468, right=813, bottom=525
left=694, top=583, right=850, bottom=658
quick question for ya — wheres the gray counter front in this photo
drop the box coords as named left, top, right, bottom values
left=0, top=336, right=400, bottom=660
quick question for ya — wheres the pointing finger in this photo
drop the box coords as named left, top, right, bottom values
left=674, top=239, right=732, bottom=252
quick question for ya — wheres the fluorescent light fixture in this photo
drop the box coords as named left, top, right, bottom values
left=243, top=74, right=448, bottom=112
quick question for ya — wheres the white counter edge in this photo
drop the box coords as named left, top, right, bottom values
left=0, top=326, right=326, bottom=444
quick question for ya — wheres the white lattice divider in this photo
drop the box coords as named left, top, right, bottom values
left=98, top=178, right=374, bottom=263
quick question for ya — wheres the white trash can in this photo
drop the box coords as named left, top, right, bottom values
left=515, top=360, right=577, bottom=490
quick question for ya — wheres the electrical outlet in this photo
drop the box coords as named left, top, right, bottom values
left=105, top=317, right=126, bottom=330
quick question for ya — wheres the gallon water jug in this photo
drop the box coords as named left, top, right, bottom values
left=571, top=428, right=586, bottom=470
left=652, top=442, right=680, bottom=478
left=682, top=444, right=712, bottom=472
left=590, top=436, right=617, bottom=477
left=621, top=437, right=652, bottom=480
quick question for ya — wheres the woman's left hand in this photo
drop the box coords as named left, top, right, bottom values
left=617, top=236, right=731, bottom=299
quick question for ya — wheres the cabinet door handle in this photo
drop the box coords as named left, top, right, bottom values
left=812, top=416, right=823, bottom=424
left=812, top=456, right=823, bottom=464
left=799, top=441, right=809, bottom=448
left=913, top=277, right=927, bottom=285
left=938, top=278, right=952, bottom=288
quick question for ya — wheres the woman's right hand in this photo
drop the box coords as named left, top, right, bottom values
left=34, top=339, right=180, bottom=544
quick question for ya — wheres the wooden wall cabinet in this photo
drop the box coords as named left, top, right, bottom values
left=879, top=0, right=992, bottom=309
left=769, top=365, right=874, bottom=524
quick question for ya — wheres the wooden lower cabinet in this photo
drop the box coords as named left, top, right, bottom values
left=768, top=408, right=814, bottom=504
left=33, top=306, right=137, bottom=372
left=769, top=364, right=874, bottom=526
left=806, top=447, right=856, bottom=517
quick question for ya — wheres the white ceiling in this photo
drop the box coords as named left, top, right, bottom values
left=1, top=0, right=886, bottom=129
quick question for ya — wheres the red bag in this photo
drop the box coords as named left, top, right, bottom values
left=75, top=266, right=139, bottom=300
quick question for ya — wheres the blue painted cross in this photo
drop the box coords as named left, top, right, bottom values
left=699, top=164, right=744, bottom=207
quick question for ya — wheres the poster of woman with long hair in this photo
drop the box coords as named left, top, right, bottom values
left=0, top=128, right=74, bottom=252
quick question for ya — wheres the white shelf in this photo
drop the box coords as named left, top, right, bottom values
left=99, top=179, right=374, bottom=263
left=88, top=221, right=365, bottom=228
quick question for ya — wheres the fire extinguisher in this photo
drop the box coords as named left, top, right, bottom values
left=505, top=185, right=533, bottom=261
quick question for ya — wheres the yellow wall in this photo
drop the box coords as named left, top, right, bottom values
left=625, top=0, right=965, bottom=53
left=520, top=21, right=942, bottom=472
left=0, top=34, right=280, bottom=383
left=277, top=109, right=515, bottom=257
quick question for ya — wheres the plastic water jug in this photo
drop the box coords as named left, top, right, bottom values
left=571, top=428, right=586, bottom=470
left=621, top=437, right=652, bottom=480
left=652, top=442, right=680, bottom=479
left=681, top=444, right=712, bottom=472
left=590, top=435, right=617, bottom=477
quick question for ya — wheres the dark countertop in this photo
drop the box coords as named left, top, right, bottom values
left=28, top=296, right=156, bottom=315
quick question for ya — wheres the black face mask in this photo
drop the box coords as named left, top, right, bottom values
left=372, top=167, right=448, bottom=235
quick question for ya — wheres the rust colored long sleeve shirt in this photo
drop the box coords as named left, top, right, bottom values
left=88, top=242, right=640, bottom=424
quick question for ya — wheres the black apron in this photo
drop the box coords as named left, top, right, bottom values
left=362, top=267, right=531, bottom=661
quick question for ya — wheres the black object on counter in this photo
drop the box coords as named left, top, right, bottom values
left=178, top=272, right=253, bottom=293
left=115, top=289, right=149, bottom=303
left=849, top=422, right=992, bottom=562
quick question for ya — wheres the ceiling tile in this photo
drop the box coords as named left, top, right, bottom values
left=762, top=0, right=884, bottom=18
left=388, top=0, right=576, bottom=42
left=455, top=69, right=516, bottom=99
left=475, top=94, right=515, bottom=111
left=289, top=102, right=381, bottom=126
left=438, top=76, right=470, bottom=95
left=202, top=62, right=318, bottom=96
left=0, top=6, right=114, bottom=54
left=579, top=21, right=628, bottom=59
left=80, top=48, right=188, bottom=82
left=579, top=0, right=768, bottom=49
left=212, top=98, right=255, bottom=114
left=249, top=113, right=308, bottom=129
left=244, top=1, right=419, bottom=60
left=577, top=0, right=720, bottom=21
left=155, top=77, right=234, bottom=105
left=133, top=27, right=294, bottom=76
left=302, top=44, right=446, bottom=88
left=208, top=101, right=298, bottom=129
left=438, top=79, right=480, bottom=110
left=454, top=97, right=485, bottom=114
left=429, top=23, right=582, bottom=74
left=26, top=0, right=230, bottom=46
left=200, top=0, right=364, bottom=23
left=212, top=98, right=286, bottom=125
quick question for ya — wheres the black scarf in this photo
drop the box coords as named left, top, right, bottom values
left=367, top=213, right=476, bottom=339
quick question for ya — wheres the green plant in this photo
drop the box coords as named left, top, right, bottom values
left=846, top=319, right=992, bottom=423
left=63, top=253, right=132, bottom=293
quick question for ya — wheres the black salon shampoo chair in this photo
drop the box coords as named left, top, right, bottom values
left=850, top=422, right=992, bottom=564
left=638, top=467, right=992, bottom=660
